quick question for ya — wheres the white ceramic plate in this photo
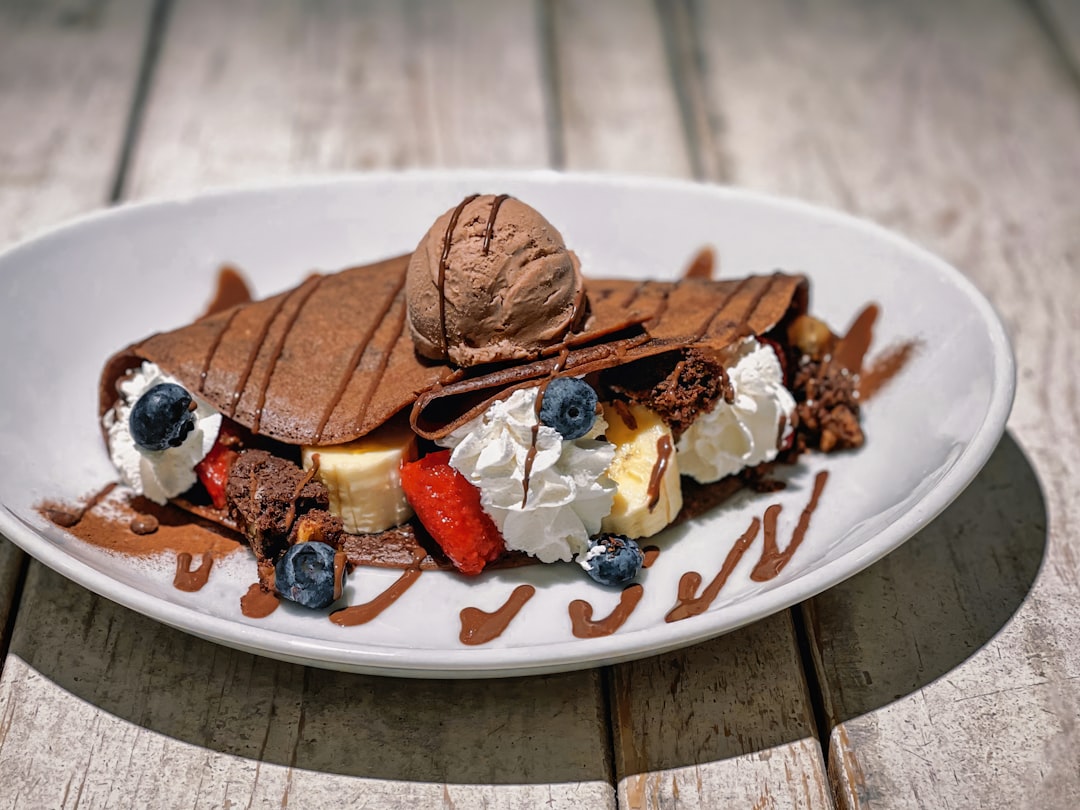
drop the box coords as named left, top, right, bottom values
left=0, top=171, right=1014, bottom=678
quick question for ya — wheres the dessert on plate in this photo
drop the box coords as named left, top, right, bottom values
left=89, top=194, right=869, bottom=613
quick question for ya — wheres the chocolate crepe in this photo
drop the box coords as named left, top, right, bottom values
left=100, top=255, right=807, bottom=446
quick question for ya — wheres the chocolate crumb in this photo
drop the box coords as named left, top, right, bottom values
left=130, top=514, right=159, bottom=535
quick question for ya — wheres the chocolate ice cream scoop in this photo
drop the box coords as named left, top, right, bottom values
left=406, top=194, right=587, bottom=366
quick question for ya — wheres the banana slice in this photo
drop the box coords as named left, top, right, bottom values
left=600, top=402, right=683, bottom=538
left=301, top=418, right=417, bottom=534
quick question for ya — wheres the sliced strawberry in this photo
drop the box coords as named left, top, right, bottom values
left=399, top=450, right=506, bottom=575
left=195, top=422, right=242, bottom=510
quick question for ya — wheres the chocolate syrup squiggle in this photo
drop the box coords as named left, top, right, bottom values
left=459, top=584, right=535, bottom=645
left=330, top=569, right=423, bottom=627
left=750, top=470, right=829, bottom=581
left=666, top=518, right=760, bottom=622
left=646, top=434, right=674, bottom=511
left=250, top=275, right=326, bottom=433
left=198, top=307, right=242, bottom=393
left=569, top=584, right=644, bottom=638
left=222, top=280, right=301, bottom=417
left=174, top=552, right=214, bottom=592
left=482, top=194, right=510, bottom=254
left=666, top=470, right=830, bottom=621
left=329, top=549, right=426, bottom=627
left=682, top=247, right=716, bottom=280
left=438, top=194, right=480, bottom=356
left=43, top=482, right=117, bottom=528
left=521, top=347, right=570, bottom=507
left=240, top=583, right=279, bottom=618
left=314, top=274, right=408, bottom=442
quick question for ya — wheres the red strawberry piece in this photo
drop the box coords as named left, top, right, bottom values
left=195, top=421, right=241, bottom=510
left=399, top=450, right=506, bottom=575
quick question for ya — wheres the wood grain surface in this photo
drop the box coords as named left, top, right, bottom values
left=683, top=0, right=1080, bottom=805
left=0, top=2, right=610, bottom=808
left=0, top=0, right=151, bottom=677
left=552, top=1, right=832, bottom=807
left=2, top=0, right=1079, bottom=807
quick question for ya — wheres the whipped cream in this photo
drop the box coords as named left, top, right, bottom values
left=439, top=386, right=615, bottom=563
left=104, top=362, right=222, bottom=505
left=677, top=338, right=795, bottom=483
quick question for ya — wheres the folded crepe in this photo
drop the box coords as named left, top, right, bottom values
left=100, top=254, right=808, bottom=448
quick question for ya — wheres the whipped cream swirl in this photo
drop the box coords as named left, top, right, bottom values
left=439, top=387, right=615, bottom=563
left=677, top=338, right=795, bottom=483
left=104, top=361, right=222, bottom=504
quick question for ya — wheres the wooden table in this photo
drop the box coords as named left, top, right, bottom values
left=1, top=1, right=1077, bottom=807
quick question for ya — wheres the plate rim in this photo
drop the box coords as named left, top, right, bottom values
left=0, top=169, right=1016, bottom=677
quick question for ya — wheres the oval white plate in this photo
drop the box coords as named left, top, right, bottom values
left=0, top=171, right=1014, bottom=678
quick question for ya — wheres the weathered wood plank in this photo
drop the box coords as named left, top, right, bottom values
left=0, top=2, right=613, bottom=808
left=550, top=1, right=832, bottom=806
left=690, top=0, right=1080, bottom=805
left=1, top=564, right=613, bottom=810
left=550, top=0, right=691, bottom=176
left=0, top=0, right=151, bottom=681
left=0, top=0, right=150, bottom=243
left=125, top=0, right=550, bottom=197
left=1039, top=0, right=1080, bottom=68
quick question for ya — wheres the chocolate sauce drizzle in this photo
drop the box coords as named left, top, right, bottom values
left=250, top=275, right=326, bottom=433
left=173, top=552, right=214, bottom=592
left=328, top=548, right=425, bottom=626
left=832, top=305, right=879, bottom=374
left=666, top=470, right=831, bottom=622
left=283, top=454, right=320, bottom=535
left=610, top=399, right=637, bottom=431
left=459, top=584, right=536, bottom=645
left=646, top=434, right=674, bottom=511
left=43, top=482, right=117, bottom=528
left=482, top=194, right=510, bottom=254
left=569, top=584, right=644, bottom=638
left=858, top=340, right=917, bottom=401
left=218, top=274, right=318, bottom=418
left=750, top=470, right=829, bottom=581
left=202, top=266, right=254, bottom=318
left=331, top=569, right=422, bottom=626
left=438, top=194, right=480, bottom=356
left=198, top=307, right=242, bottom=391
left=314, top=275, right=408, bottom=442
left=666, top=518, right=760, bottom=622
left=521, top=347, right=570, bottom=507
left=682, top=247, right=716, bottom=280
left=240, top=582, right=280, bottom=618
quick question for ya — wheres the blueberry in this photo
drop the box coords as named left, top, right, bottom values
left=129, top=383, right=196, bottom=451
left=581, top=534, right=645, bottom=587
left=274, top=541, right=344, bottom=609
left=538, top=377, right=597, bottom=440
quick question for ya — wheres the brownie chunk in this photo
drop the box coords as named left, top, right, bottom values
left=602, top=349, right=728, bottom=439
left=225, top=449, right=330, bottom=563
left=789, top=356, right=864, bottom=453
